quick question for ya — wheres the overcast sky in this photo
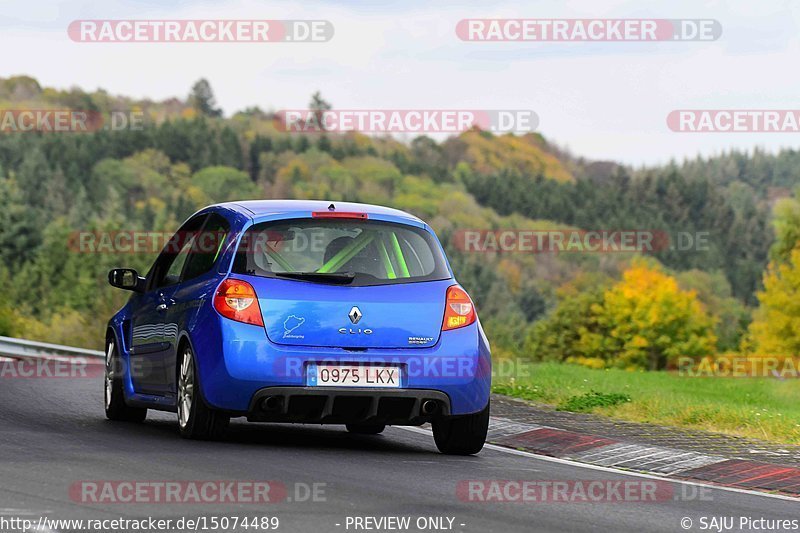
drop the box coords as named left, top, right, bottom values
left=1, top=0, right=799, bottom=166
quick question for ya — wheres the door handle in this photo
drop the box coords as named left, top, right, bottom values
left=156, top=304, right=168, bottom=311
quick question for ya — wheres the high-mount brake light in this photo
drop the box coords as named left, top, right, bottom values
left=311, top=212, right=368, bottom=220
left=442, top=285, right=476, bottom=331
left=213, top=279, right=264, bottom=326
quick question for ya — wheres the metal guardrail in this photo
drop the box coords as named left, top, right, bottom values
left=0, top=335, right=104, bottom=360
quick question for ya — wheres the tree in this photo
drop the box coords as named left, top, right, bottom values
left=525, top=263, right=716, bottom=370
left=676, top=269, right=749, bottom=352
left=524, top=280, right=609, bottom=365
left=747, top=249, right=800, bottom=356
left=769, top=194, right=800, bottom=264
left=597, top=260, right=716, bottom=370
left=0, top=305, right=14, bottom=336
left=219, top=126, right=243, bottom=169
left=309, top=91, right=332, bottom=131
left=248, top=135, right=272, bottom=180
left=0, top=266, right=15, bottom=336
left=188, top=79, right=222, bottom=118
left=0, top=177, right=41, bottom=268
left=191, top=166, right=260, bottom=203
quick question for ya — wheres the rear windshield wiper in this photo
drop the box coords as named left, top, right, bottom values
left=274, top=272, right=356, bottom=285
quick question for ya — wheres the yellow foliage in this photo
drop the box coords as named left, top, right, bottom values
left=748, top=249, right=800, bottom=356
left=598, top=260, right=717, bottom=370
left=497, top=259, right=523, bottom=293
left=565, top=356, right=608, bottom=369
left=457, top=130, right=574, bottom=183
left=276, top=158, right=312, bottom=183
left=16, top=308, right=99, bottom=350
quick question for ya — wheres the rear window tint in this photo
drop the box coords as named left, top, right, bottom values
left=232, top=219, right=450, bottom=286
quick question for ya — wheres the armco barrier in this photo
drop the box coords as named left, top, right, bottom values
left=0, top=336, right=103, bottom=360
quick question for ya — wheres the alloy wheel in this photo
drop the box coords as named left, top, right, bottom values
left=104, top=341, right=114, bottom=409
left=178, top=349, right=194, bottom=428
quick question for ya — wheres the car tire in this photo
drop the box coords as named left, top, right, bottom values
left=177, top=343, right=229, bottom=440
left=346, top=423, right=386, bottom=435
left=104, top=338, right=147, bottom=422
left=432, top=401, right=489, bottom=455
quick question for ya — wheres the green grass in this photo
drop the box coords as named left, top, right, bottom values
left=493, top=362, right=800, bottom=445
left=556, top=390, right=631, bottom=412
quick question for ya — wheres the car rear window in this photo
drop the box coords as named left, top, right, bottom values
left=232, top=218, right=451, bottom=286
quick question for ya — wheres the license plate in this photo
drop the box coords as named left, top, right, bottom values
left=309, top=364, right=401, bottom=388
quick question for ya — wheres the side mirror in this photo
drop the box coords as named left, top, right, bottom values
left=108, top=268, right=145, bottom=292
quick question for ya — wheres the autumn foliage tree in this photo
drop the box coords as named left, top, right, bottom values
left=596, top=260, right=717, bottom=370
left=188, top=78, right=222, bottom=118
left=746, top=191, right=800, bottom=356
left=747, top=249, right=800, bottom=356
left=527, top=261, right=717, bottom=370
left=524, top=273, right=611, bottom=366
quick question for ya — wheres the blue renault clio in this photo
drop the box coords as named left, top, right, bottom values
left=105, top=200, right=491, bottom=454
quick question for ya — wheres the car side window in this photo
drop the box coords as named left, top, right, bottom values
left=148, top=214, right=208, bottom=291
left=162, top=238, right=194, bottom=287
left=181, top=213, right=231, bottom=282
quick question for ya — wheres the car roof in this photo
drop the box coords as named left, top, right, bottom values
left=213, top=199, right=424, bottom=224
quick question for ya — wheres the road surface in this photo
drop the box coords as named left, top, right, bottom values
left=0, top=374, right=797, bottom=533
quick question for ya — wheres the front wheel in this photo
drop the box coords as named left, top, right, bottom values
left=177, top=344, right=229, bottom=440
left=104, top=339, right=147, bottom=422
left=432, top=401, right=489, bottom=455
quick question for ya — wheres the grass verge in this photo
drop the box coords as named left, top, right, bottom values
left=492, top=361, right=800, bottom=444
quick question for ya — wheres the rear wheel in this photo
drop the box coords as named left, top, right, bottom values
left=177, top=344, right=229, bottom=440
left=346, top=423, right=386, bottom=435
left=104, top=338, right=147, bottom=422
left=432, top=401, right=489, bottom=455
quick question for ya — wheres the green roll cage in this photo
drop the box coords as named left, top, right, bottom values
left=263, top=229, right=411, bottom=279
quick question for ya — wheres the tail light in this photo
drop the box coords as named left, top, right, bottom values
left=442, top=285, right=476, bottom=331
left=214, top=279, right=264, bottom=326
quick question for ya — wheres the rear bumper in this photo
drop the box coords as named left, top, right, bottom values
left=193, top=316, right=492, bottom=417
left=247, top=387, right=451, bottom=425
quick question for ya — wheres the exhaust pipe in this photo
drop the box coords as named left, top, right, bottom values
left=261, top=396, right=283, bottom=411
left=421, top=400, right=439, bottom=416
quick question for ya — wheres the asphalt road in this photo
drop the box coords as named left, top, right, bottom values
left=1, top=374, right=797, bottom=533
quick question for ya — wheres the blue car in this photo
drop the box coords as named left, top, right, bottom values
left=105, top=200, right=491, bottom=454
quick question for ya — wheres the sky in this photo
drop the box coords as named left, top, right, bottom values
left=1, top=0, right=799, bottom=166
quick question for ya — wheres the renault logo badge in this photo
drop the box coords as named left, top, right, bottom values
left=348, top=306, right=362, bottom=324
